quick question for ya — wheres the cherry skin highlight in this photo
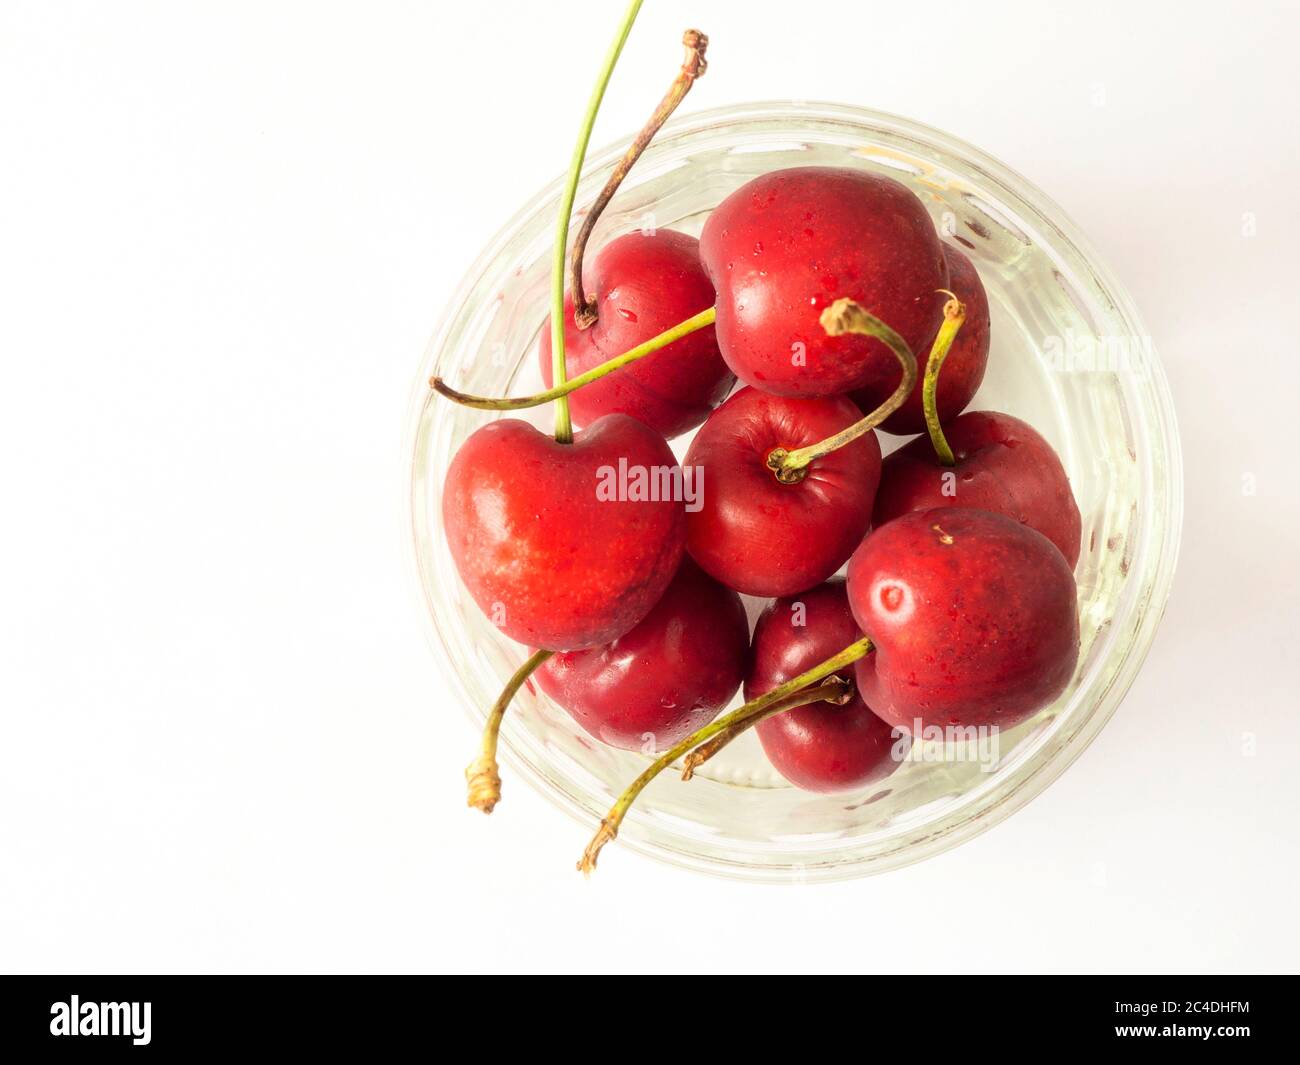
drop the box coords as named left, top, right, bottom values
left=746, top=580, right=899, bottom=793
left=853, top=243, right=991, bottom=436
left=534, top=559, right=749, bottom=752
left=872, top=410, right=1082, bottom=568
left=683, top=386, right=881, bottom=597
left=699, top=166, right=948, bottom=398
left=847, top=507, right=1080, bottom=733
left=442, top=414, right=685, bottom=651
left=539, top=229, right=731, bottom=439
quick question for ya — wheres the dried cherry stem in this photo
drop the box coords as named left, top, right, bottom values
left=465, top=649, right=553, bottom=814
left=577, top=636, right=873, bottom=875
left=430, top=306, right=716, bottom=410
left=765, top=299, right=918, bottom=484
left=680, top=676, right=854, bottom=781
left=570, top=29, right=709, bottom=330
left=922, top=294, right=967, bottom=466
left=549, top=0, right=645, bottom=444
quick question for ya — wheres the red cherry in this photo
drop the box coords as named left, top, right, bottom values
left=683, top=386, right=881, bottom=597
left=872, top=410, right=1082, bottom=568
left=848, top=507, right=1080, bottom=733
left=746, top=580, right=899, bottom=792
left=442, top=414, right=685, bottom=651
left=539, top=230, right=732, bottom=439
left=698, top=166, right=948, bottom=398
left=534, top=560, right=749, bottom=751
left=853, top=244, right=991, bottom=435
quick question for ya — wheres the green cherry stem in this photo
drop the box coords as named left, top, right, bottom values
left=765, top=299, right=917, bottom=484
left=921, top=294, right=967, bottom=466
left=570, top=28, right=709, bottom=330
left=430, top=306, right=716, bottom=411
left=680, top=675, right=854, bottom=780
left=465, top=649, right=553, bottom=814
left=549, top=0, right=645, bottom=444
left=577, top=636, right=874, bottom=875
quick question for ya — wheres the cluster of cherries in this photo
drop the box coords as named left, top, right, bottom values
left=431, top=19, right=1081, bottom=873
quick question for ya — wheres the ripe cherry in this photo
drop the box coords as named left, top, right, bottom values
left=539, top=229, right=731, bottom=439
left=534, top=560, right=749, bottom=752
left=872, top=410, right=1082, bottom=568
left=683, top=386, right=881, bottom=597
left=746, top=580, right=899, bottom=792
left=699, top=166, right=948, bottom=397
left=853, top=243, right=990, bottom=436
left=848, top=507, right=1080, bottom=733
left=442, top=414, right=685, bottom=651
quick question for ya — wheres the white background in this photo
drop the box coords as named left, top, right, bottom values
left=2, top=0, right=1297, bottom=974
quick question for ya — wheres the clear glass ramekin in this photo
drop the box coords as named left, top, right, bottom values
left=405, top=101, right=1183, bottom=882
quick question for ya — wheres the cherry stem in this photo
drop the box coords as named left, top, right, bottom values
left=680, top=676, right=854, bottom=780
left=430, top=306, right=716, bottom=411
left=577, top=636, right=874, bottom=875
left=922, top=295, right=967, bottom=466
left=465, top=649, right=553, bottom=814
left=549, top=0, right=645, bottom=444
left=765, top=299, right=918, bottom=484
left=570, top=29, right=709, bottom=331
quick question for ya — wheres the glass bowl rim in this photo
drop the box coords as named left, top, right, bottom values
left=404, top=99, right=1185, bottom=882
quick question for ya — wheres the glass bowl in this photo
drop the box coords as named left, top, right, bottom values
left=405, top=101, right=1182, bottom=882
